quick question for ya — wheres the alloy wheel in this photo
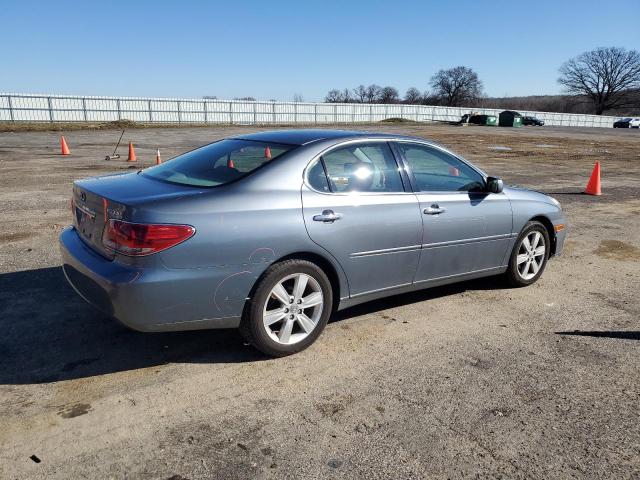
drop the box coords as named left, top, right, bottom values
left=262, top=273, right=324, bottom=345
left=516, top=231, right=546, bottom=280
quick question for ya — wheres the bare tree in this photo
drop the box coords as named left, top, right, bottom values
left=341, top=88, right=354, bottom=103
left=558, top=47, right=640, bottom=115
left=365, top=84, right=382, bottom=103
left=422, top=90, right=440, bottom=105
left=404, top=87, right=422, bottom=104
left=292, top=93, right=304, bottom=103
left=234, top=96, right=256, bottom=101
left=379, top=86, right=400, bottom=103
left=353, top=85, right=367, bottom=103
left=325, top=89, right=342, bottom=103
left=430, top=66, right=483, bottom=106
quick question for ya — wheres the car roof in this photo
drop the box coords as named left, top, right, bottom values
left=233, top=129, right=415, bottom=146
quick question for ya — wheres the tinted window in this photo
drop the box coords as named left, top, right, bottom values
left=398, top=143, right=485, bottom=192
left=143, top=139, right=294, bottom=187
left=319, top=142, right=403, bottom=193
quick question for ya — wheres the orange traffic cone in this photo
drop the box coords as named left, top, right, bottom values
left=227, top=158, right=235, bottom=168
left=60, top=136, right=70, bottom=155
left=155, top=149, right=162, bottom=165
left=127, top=142, right=137, bottom=162
left=264, top=146, right=272, bottom=159
left=585, top=161, right=601, bottom=196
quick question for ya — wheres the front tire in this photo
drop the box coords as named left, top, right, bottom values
left=505, top=221, right=550, bottom=287
left=240, top=260, right=333, bottom=357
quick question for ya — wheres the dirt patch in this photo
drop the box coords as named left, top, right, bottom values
left=0, top=232, right=34, bottom=243
left=315, top=394, right=354, bottom=417
left=594, top=240, right=640, bottom=261
left=57, top=402, right=92, bottom=419
left=1, top=125, right=640, bottom=479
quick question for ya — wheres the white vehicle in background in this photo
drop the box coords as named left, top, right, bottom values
left=613, top=117, right=640, bottom=128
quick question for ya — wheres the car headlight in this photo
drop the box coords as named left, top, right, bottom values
left=548, top=196, right=562, bottom=208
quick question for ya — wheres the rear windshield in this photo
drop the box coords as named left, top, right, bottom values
left=142, top=139, right=295, bottom=187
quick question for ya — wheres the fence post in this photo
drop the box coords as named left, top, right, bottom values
left=253, top=102, right=257, bottom=125
left=294, top=102, right=298, bottom=124
left=82, top=98, right=88, bottom=122
left=369, top=104, right=373, bottom=123
left=177, top=100, right=182, bottom=124
left=47, top=96, right=54, bottom=123
left=229, top=101, right=233, bottom=125
left=272, top=101, right=276, bottom=124
left=7, top=95, right=14, bottom=122
left=148, top=99, right=153, bottom=122
left=203, top=101, right=208, bottom=124
left=334, top=104, right=337, bottom=123
left=116, top=99, right=122, bottom=120
left=314, top=103, right=318, bottom=125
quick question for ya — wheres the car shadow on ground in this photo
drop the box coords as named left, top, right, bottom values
left=1, top=266, right=505, bottom=385
left=555, top=331, right=640, bottom=341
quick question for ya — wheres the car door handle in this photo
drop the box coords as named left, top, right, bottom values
left=424, top=204, right=446, bottom=215
left=313, top=209, right=342, bottom=223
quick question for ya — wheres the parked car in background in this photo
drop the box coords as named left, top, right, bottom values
left=613, top=117, right=640, bottom=128
left=522, top=116, right=545, bottom=126
left=60, top=130, right=567, bottom=357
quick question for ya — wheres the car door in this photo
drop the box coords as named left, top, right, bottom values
left=302, top=141, right=422, bottom=297
left=392, top=141, right=513, bottom=284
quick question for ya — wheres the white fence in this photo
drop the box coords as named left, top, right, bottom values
left=0, top=93, right=619, bottom=128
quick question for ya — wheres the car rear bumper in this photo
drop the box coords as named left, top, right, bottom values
left=59, top=227, right=243, bottom=331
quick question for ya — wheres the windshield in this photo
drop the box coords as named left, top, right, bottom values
left=142, top=139, right=295, bottom=187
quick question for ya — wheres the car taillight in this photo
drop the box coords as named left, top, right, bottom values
left=102, top=220, right=195, bottom=256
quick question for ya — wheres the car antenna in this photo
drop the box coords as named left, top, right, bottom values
left=105, top=130, right=125, bottom=161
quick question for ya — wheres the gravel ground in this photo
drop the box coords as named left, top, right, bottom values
left=0, top=124, right=639, bottom=479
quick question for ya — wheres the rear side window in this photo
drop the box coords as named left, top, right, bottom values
left=307, top=158, right=331, bottom=192
left=397, top=143, right=485, bottom=192
left=309, top=142, right=404, bottom=193
left=142, top=139, right=294, bottom=187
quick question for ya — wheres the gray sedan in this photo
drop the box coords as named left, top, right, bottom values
left=60, top=130, right=567, bottom=357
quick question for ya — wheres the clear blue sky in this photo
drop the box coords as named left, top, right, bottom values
left=1, top=0, right=638, bottom=101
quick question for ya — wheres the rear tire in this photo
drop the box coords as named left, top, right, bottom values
left=239, top=260, right=333, bottom=357
left=505, top=221, right=550, bottom=287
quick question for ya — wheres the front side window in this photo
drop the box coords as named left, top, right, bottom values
left=397, top=143, right=485, bottom=192
left=143, top=139, right=294, bottom=187
left=310, top=142, right=404, bottom=193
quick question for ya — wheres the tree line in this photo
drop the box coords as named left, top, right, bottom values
left=324, top=47, right=640, bottom=116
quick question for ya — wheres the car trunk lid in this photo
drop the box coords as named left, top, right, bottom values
left=72, top=172, right=208, bottom=259
left=72, top=185, right=117, bottom=259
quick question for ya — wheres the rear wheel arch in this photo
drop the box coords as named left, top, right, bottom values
left=274, top=252, right=343, bottom=312
left=245, top=251, right=345, bottom=312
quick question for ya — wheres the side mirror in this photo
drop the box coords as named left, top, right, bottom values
left=486, top=176, right=504, bottom=194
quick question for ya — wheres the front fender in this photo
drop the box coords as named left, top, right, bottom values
left=504, top=187, right=567, bottom=256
